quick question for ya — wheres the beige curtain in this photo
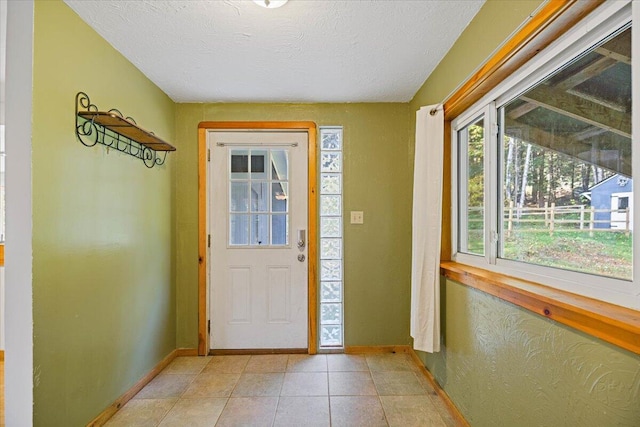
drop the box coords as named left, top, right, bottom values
left=410, top=105, right=443, bottom=353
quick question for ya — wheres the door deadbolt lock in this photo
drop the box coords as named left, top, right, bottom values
left=297, top=229, right=306, bottom=249
left=297, top=254, right=305, bottom=262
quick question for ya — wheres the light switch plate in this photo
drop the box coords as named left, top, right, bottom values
left=350, top=211, right=364, bottom=224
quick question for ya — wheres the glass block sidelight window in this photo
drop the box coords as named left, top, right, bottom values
left=319, top=127, right=343, bottom=348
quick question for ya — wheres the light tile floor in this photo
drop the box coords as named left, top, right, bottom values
left=105, top=353, right=457, bottom=427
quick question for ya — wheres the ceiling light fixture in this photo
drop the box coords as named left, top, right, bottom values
left=253, top=0, right=288, bottom=9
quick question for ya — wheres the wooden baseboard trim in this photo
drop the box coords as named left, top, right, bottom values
left=344, top=345, right=411, bottom=355
left=176, top=348, right=198, bottom=356
left=408, top=349, right=469, bottom=427
left=209, top=348, right=308, bottom=356
left=86, top=349, right=179, bottom=427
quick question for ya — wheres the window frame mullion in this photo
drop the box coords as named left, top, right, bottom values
left=485, top=102, right=498, bottom=265
left=457, top=127, right=470, bottom=254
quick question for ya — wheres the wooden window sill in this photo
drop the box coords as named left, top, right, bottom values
left=440, top=261, right=640, bottom=355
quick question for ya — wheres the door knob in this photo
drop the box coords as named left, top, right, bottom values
left=297, top=254, right=305, bottom=262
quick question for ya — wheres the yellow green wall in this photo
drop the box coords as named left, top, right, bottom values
left=410, top=1, right=640, bottom=425
left=428, top=279, right=640, bottom=426
left=175, top=103, right=412, bottom=348
left=25, top=0, right=640, bottom=425
left=32, top=1, right=176, bottom=425
left=410, top=0, right=546, bottom=110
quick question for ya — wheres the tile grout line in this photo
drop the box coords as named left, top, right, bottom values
left=214, top=397, right=232, bottom=427
left=155, top=366, right=203, bottom=427
left=153, top=396, right=179, bottom=427
left=271, top=395, right=280, bottom=427
left=367, top=354, right=391, bottom=427
left=128, top=357, right=212, bottom=427
left=176, top=357, right=213, bottom=425
left=212, top=355, right=239, bottom=427
left=272, top=354, right=288, bottom=427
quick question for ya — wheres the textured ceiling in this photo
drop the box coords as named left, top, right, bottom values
left=64, top=0, right=485, bottom=103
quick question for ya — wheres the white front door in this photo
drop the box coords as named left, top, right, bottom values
left=209, top=131, right=308, bottom=349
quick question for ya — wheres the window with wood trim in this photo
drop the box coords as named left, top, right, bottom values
left=453, top=1, right=638, bottom=309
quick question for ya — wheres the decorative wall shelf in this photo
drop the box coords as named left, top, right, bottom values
left=75, top=92, right=176, bottom=168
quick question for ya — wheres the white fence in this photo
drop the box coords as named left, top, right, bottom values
left=468, top=203, right=632, bottom=236
left=503, top=202, right=631, bottom=236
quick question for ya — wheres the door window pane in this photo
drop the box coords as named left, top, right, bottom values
left=271, top=149, right=288, bottom=180
left=230, top=151, right=249, bottom=179
left=271, top=214, right=288, bottom=245
left=228, top=148, right=289, bottom=246
left=251, top=150, right=268, bottom=179
left=272, top=182, right=288, bottom=212
left=230, top=182, right=249, bottom=212
left=618, top=197, right=629, bottom=210
left=230, top=214, right=249, bottom=245
left=251, top=181, right=269, bottom=212
left=250, top=214, right=269, bottom=245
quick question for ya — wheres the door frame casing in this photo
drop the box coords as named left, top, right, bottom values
left=198, top=121, right=318, bottom=355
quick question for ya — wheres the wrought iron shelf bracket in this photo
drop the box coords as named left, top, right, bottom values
left=75, top=92, right=176, bottom=168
